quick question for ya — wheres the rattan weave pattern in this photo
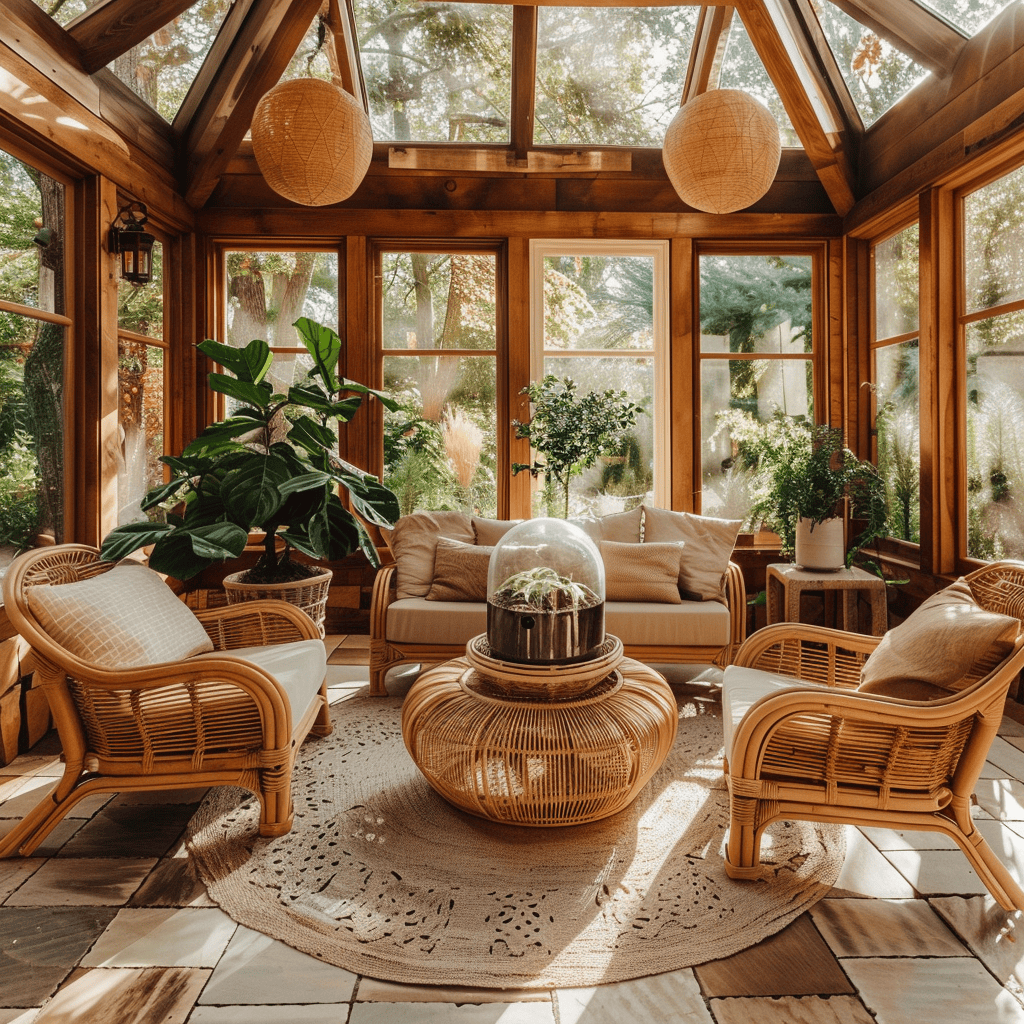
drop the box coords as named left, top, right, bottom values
left=222, top=569, right=332, bottom=638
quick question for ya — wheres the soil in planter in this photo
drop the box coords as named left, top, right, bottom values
left=242, top=558, right=325, bottom=585
left=486, top=599, right=605, bottom=664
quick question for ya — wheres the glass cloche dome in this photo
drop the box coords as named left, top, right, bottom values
left=485, top=519, right=605, bottom=664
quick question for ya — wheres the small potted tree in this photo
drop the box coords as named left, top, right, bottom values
left=100, top=317, right=400, bottom=631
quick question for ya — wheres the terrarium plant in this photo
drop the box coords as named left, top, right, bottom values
left=512, top=374, right=643, bottom=518
left=100, top=317, right=401, bottom=582
left=491, top=566, right=599, bottom=612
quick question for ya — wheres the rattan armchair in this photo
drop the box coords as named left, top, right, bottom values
left=0, top=544, right=333, bottom=856
left=723, top=560, right=1024, bottom=912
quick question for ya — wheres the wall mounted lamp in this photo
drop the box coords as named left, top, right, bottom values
left=109, top=201, right=155, bottom=285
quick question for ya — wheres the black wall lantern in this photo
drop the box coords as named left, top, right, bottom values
left=109, top=201, right=155, bottom=285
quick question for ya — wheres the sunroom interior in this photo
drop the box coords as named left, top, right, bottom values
left=4, top=0, right=1024, bottom=1019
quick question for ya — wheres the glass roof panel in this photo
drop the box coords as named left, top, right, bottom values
left=534, top=7, right=698, bottom=147
left=814, top=1, right=930, bottom=127
left=107, top=0, right=233, bottom=123
left=353, top=0, right=513, bottom=144
left=911, top=0, right=1010, bottom=36
left=718, top=17, right=801, bottom=147
left=31, top=0, right=103, bottom=27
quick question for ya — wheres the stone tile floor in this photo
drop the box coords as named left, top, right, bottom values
left=1, top=635, right=1024, bottom=1022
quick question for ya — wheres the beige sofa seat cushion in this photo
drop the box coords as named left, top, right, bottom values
left=426, top=539, right=493, bottom=602
left=386, top=599, right=489, bottom=645
left=642, top=506, right=741, bottom=602
left=26, top=564, right=214, bottom=668
left=859, top=577, right=1019, bottom=696
left=601, top=541, right=682, bottom=603
left=721, top=665, right=824, bottom=762
left=606, top=599, right=730, bottom=647
left=389, top=511, right=475, bottom=599
left=191, top=639, right=327, bottom=723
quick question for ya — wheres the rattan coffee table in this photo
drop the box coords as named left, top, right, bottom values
left=401, top=634, right=678, bottom=827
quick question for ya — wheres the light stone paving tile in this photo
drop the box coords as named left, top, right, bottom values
left=0, top=1011, right=38, bottom=1024
left=0, top=859, right=43, bottom=902
left=349, top=1004, right=556, bottom=1023
left=323, top=635, right=345, bottom=658
left=325, top=665, right=372, bottom=686
left=81, top=906, right=237, bottom=967
left=128, top=852, right=216, bottom=908
left=339, top=635, right=370, bottom=649
left=841, top=956, right=1024, bottom=1024
left=2, top=756, right=62, bottom=779
left=858, top=826, right=956, bottom=851
left=931, top=895, right=1024, bottom=1004
left=0, top=818, right=84, bottom=859
left=31, top=967, right=211, bottom=1024
left=555, top=971, right=712, bottom=1024
left=999, top=713, right=1024, bottom=738
left=4, top=857, right=157, bottom=906
left=709, top=995, right=875, bottom=1024
left=187, top=1007, right=348, bottom=1024
left=199, top=927, right=357, bottom=1004
left=808, top=898, right=968, bottom=957
left=0, top=777, right=60, bottom=820
left=356, top=979, right=548, bottom=1003
left=986, top=737, right=1024, bottom=782
left=975, top=777, right=1024, bottom=820
left=827, top=828, right=918, bottom=899
left=881, top=849, right=991, bottom=898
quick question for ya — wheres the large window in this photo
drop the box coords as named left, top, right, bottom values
left=0, top=147, right=68, bottom=570
left=379, top=248, right=500, bottom=517
left=699, top=252, right=815, bottom=520
left=962, top=162, right=1024, bottom=560
left=527, top=241, right=667, bottom=517
left=872, top=224, right=920, bottom=543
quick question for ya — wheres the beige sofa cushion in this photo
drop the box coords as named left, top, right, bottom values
left=859, top=578, right=1019, bottom=697
left=387, top=599, right=489, bottom=645
left=389, top=511, right=475, bottom=599
left=721, top=666, right=822, bottom=761
left=600, top=541, right=682, bottom=603
left=641, top=506, right=741, bottom=602
left=599, top=507, right=643, bottom=543
left=472, top=517, right=523, bottom=545
left=426, top=539, right=493, bottom=602
left=26, top=564, right=214, bottom=668
left=606, top=600, right=730, bottom=647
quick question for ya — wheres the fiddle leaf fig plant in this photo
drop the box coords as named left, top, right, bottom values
left=100, top=317, right=401, bottom=582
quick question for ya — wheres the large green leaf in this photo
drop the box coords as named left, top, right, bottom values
left=337, top=379, right=401, bottom=412
left=219, top=454, right=292, bottom=528
left=288, top=416, right=336, bottom=455
left=187, top=522, right=249, bottom=560
left=286, top=383, right=333, bottom=415
left=293, top=317, right=341, bottom=391
left=198, top=338, right=273, bottom=384
left=145, top=531, right=208, bottom=580
left=99, top=521, right=174, bottom=562
left=207, top=374, right=272, bottom=410
left=278, top=471, right=332, bottom=495
left=343, top=472, right=401, bottom=527
left=326, top=397, right=363, bottom=422
left=183, top=417, right=264, bottom=457
left=140, top=477, right=190, bottom=511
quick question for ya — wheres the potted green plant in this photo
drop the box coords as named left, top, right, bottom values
left=100, top=317, right=401, bottom=626
left=729, top=416, right=887, bottom=569
left=512, top=374, right=643, bottom=518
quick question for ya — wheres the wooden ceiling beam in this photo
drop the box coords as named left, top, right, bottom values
left=682, top=6, right=734, bottom=103
left=739, top=0, right=857, bottom=215
left=829, top=0, right=966, bottom=77
left=181, top=0, right=325, bottom=209
left=67, top=0, right=198, bottom=75
left=510, top=6, right=538, bottom=157
left=4, top=0, right=88, bottom=84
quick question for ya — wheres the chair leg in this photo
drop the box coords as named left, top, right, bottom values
left=724, top=792, right=768, bottom=879
left=309, top=685, right=333, bottom=737
left=0, top=767, right=99, bottom=857
left=256, top=765, right=295, bottom=838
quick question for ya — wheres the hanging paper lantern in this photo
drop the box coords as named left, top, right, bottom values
left=251, top=78, right=373, bottom=207
left=663, top=89, right=782, bottom=214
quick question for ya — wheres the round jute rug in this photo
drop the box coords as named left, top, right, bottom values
left=185, top=689, right=846, bottom=990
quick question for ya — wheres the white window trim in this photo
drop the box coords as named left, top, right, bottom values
left=529, top=239, right=670, bottom=509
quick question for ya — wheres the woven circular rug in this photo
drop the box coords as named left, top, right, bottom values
left=185, top=688, right=845, bottom=990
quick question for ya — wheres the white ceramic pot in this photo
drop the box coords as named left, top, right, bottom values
left=794, top=517, right=845, bottom=571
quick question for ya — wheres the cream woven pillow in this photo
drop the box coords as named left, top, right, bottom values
left=389, top=511, right=475, bottom=599
left=641, top=506, right=741, bottom=602
left=425, top=539, right=493, bottom=602
left=600, top=541, right=682, bottom=603
left=27, top=564, right=214, bottom=668
left=859, top=578, right=1019, bottom=697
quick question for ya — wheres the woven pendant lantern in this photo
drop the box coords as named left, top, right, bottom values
left=251, top=78, right=373, bottom=207
left=663, top=89, right=782, bottom=214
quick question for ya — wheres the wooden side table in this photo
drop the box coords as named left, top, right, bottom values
left=765, top=563, right=888, bottom=636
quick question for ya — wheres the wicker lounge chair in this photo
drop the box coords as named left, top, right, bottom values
left=722, top=561, right=1024, bottom=912
left=0, top=544, right=332, bottom=856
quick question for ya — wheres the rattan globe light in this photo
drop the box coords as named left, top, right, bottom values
left=251, top=77, right=373, bottom=207
left=663, top=88, right=782, bottom=214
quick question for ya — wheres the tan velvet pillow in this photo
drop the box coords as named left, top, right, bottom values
left=641, top=505, right=741, bottom=602
left=388, top=511, right=475, bottom=599
left=599, top=507, right=644, bottom=543
left=425, top=538, right=493, bottom=602
left=472, top=517, right=523, bottom=546
left=600, top=541, right=683, bottom=604
left=26, top=564, right=214, bottom=668
left=858, top=578, right=1019, bottom=698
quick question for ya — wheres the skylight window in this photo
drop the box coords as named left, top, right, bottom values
left=913, top=0, right=1011, bottom=36
left=533, top=7, right=698, bottom=148
left=353, top=0, right=513, bottom=144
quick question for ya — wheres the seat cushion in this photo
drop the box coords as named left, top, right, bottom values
left=387, top=599, right=489, bottom=645
left=721, top=665, right=824, bottom=761
left=606, top=600, right=729, bottom=646
left=26, top=564, right=214, bottom=668
left=192, top=639, right=327, bottom=724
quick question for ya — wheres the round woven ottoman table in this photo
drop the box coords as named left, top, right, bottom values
left=401, top=635, right=678, bottom=826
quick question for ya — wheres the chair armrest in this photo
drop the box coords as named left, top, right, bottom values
left=725, top=561, right=746, bottom=649
left=371, top=565, right=397, bottom=643
left=733, top=622, right=881, bottom=689
left=194, top=599, right=321, bottom=649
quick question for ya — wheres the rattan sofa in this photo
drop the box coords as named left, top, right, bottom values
left=370, top=507, right=746, bottom=696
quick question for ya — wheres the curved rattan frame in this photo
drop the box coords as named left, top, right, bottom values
left=724, top=559, right=1024, bottom=912
left=0, top=544, right=332, bottom=856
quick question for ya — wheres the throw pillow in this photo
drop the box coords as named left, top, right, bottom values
left=641, top=505, right=741, bottom=602
left=600, top=541, right=683, bottom=603
left=26, top=563, right=214, bottom=668
left=389, top=511, right=475, bottom=599
left=472, top=517, right=523, bottom=546
left=858, top=578, right=1019, bottom=697
left=599, top=507, right=644, bottom=543
left=426, top=538, right=494, bottom=602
